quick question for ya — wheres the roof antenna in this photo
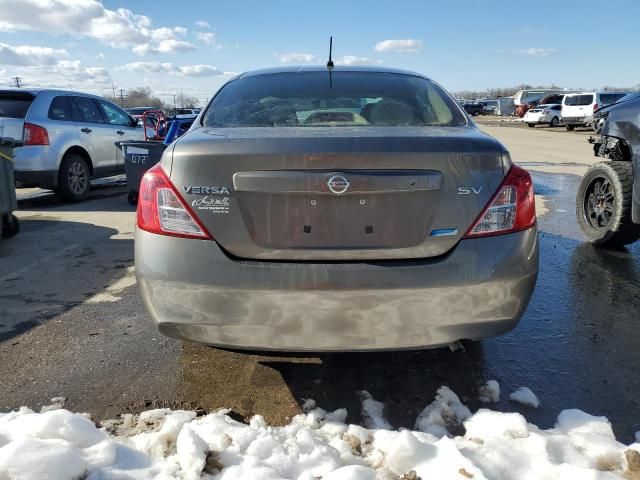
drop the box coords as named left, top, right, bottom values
left=327, top=36, right=334, bottom=69
left=327, top=36, right=334, bottom=88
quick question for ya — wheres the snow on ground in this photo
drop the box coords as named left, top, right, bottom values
left=509, top=387, right=541, bottom=408
left=1, top=383, right=639, bottom=480
left=478, top=380, right=501, bottom=404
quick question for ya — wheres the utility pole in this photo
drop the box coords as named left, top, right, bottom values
left=12, top=77, right=22, bottom=88
left=118, top=89, right=126, bottom=107
left=173, top=94, right=177, bottom=111
left=180, top=90, right=184, bottom=109
left=111, top=82, right=117, bottom=100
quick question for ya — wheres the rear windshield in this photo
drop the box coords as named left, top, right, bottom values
left=203, top=72, right=466, bottom=127
left=565, top=94, right=594, bottom=106
left=0, top=92, right=35, bottom=119
left=599, top=93, right=626, bottom=105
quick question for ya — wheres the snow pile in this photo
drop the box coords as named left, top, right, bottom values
left=509, top=386, right=541, bottom=408
left=478, top=380, right=500, bottom=403
left=1, top=386, right=639, bottom=480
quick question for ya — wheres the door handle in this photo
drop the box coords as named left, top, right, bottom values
left=81, top=128, right=92, bottom=133
left=116, top=130, right=125, bottom=135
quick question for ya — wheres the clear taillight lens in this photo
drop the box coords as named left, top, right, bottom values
left=137, top=163, right=212, bottom=239
left=465, top=164, right=536, bottom=238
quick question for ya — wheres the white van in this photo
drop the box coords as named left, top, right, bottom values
left=561, top=92, right=628, bottom=131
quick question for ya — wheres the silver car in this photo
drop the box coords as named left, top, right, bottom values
left=135, top=66, right=539, bottom=351
left=0, top=88, right=144, bottom=200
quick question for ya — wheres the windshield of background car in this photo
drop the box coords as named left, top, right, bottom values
left=203, top=72, right=467, bottom=127
left=599, top=93, right=627, bottom=105
left=565, top=94, right=594, bottom=106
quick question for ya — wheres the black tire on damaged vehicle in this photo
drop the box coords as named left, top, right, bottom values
left=576, top=161, right=640, bottom=248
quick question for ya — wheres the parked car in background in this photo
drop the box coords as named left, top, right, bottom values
left=135, top=66, right=539, bottom=351
left=479, top=100, right=498, bottom=115
left=592, top=91, right=640, bottom=133
left=562, top=92, right=628, bottom=131
left=125, top=107, right=158, bottom=121
left=462, top=102, right=484, bottom=116
left=0, top=88, right=144, bottom=201
left=514, top=89, right=565, bottom=106
left=174, top=108, right=201, bottom=119
left=523, top=104, right=563, bottom=127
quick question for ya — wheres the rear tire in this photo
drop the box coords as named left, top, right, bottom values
left=566, top=125, right=575, bottom=131
left=1, top=214, right=20, bottom=239
left=576, top=161, right=640, bottom=247
left=527, top=123, right=535, bottom=128
left=56, top=154, right=90, bottom=201
left=550, top=117, right=559, bottom=127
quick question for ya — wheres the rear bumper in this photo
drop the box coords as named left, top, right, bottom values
left=135, top=227, right=539, bottom=351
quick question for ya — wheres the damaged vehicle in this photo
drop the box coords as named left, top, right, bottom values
left=135, top=66, right=539, bottom=352
left=576, top=95, right=640, bottom=247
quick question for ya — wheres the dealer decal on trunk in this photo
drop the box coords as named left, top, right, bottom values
left=183, top=186, right=231, bottom=214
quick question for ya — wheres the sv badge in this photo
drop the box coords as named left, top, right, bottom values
left=457, top=186, right=483, bottom=195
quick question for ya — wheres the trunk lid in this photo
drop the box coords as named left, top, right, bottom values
left=170, top=126, right=507, bottom=261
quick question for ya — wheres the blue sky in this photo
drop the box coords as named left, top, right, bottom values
left=1, top=0, right=639, bottom=105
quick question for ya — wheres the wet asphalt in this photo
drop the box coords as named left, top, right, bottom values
left=1, top=141, right=640, bottom=441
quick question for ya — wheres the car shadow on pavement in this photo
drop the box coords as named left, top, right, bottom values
left=17, top=186, right=134, bottom=213
left=259, top=342, right=489, bottom=430
left=0, top=218, right=134, bottom=343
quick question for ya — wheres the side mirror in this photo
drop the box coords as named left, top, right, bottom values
left=129, top=116, right=139, bottom=127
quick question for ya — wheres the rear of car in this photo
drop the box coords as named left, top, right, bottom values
left=135, top=67, right=539, bottom=351
left=523, top=104, right=562, bottom=127
left=562, top=93, right=596, bottom=130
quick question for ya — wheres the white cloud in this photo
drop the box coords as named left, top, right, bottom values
left=335, top=55, right=382, bottom=66
left=276, top=52, right=316, bottom=64
left=374, top=39, right=423, bottom=53
left=0, top=43, right=68, bottom=66
left=96, top=53, right=105, bottom=60
left=514, top=47, right=558, bottom=57
left=119, top=61, right=225, bottom=77
left=195, top=20, right=211, bottom=29
left=0, top=0, right=195, bottom=55
left=196, top=32, right=216, bottom=45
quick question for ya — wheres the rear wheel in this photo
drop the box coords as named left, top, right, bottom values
left=576, top=161, right=640, bottom=247
left=1, top=214, right=20, bottom=239
left=550, top=116, right=559, bottom=127
left=527, top=123, right=535, bottom=128
left=566, top=125, right=575, bottom=131
left=56, top=154, right=90, bottom=201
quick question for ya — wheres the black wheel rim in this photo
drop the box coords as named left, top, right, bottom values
left=584, top=176, right=615, bottom=229
left=68, top=161, right=88, bottom=194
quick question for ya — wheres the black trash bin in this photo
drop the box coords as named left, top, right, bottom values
left=0, top=137, right=20, bottom=239
left=116, top=141, right=167, bottom=205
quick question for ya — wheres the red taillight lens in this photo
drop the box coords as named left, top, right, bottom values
left=23, top=123, right=49, bottom=146
left=137, top=163, right=212, bottom=239
left=593, top=104, right=598, bottom=112
left=464, top=164, right=536, bottom=238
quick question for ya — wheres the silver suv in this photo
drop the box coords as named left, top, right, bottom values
left=0, top=89, right=144, bottom=200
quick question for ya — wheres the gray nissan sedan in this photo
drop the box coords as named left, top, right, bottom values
left=135, top=66, right=538, bottom=351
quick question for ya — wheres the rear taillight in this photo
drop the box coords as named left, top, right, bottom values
left=137, top=163, right=212, bottom=239
left=464, top=164, right=536, bottom=238
left=23, top=123, right=49, bottom=145
left=593, top=104, right=598, bottom=112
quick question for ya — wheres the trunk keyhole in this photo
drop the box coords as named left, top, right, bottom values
left=303, top=225, right=311, bottom=234
left=365, top=226, right=374, bottom=234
